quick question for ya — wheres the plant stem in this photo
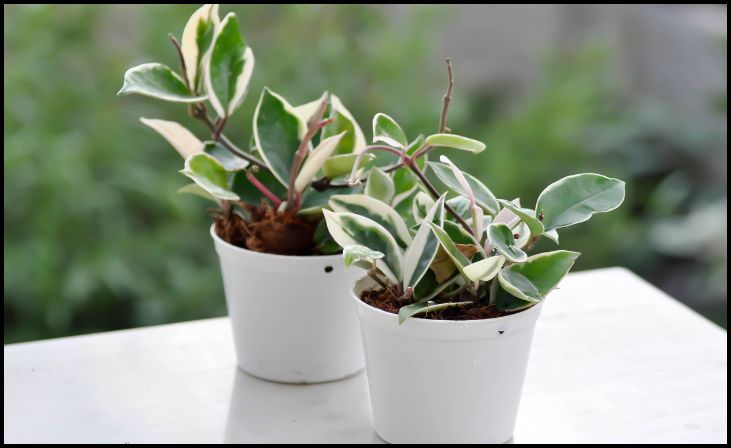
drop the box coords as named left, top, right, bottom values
left=190, top=103, right=271, bottom=171
left=368, top=268, right=394, bottom=295
left=488, top=278, right=498, bottom=305
left=246, top=170, right=282, bottom=208
left=439, top=58, right=454, bottom=134
left=168, top=34, right=190, bottom=92
left=285, top=94, right=331, bottom=212
left=346, top=145, right=404, bottom=185
left=411, top=59, right=455, bottom=160
left=523, top=235, right=542, bottom=253
left=406, top=159, right=474, bottom=235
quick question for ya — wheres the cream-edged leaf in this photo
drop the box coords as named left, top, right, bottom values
left=204, top=13, right=255, bottom=117
left=294, top=131, right=346, bottom=192
left=425, top=133, right=485, bottom=153
left=329, top=194, right=412, bottom=248
left=181, top=4, right=220, bottom=91
left=372, top=113, right=407, bottom=148
left=118, top=63, right=206, bottom=102
left=180, top=153, right=238, bottom=200
left=140, top=118, right=203, bottom=159
left=322, top=210, right=403, bottom=283
left=464, top=256, right=505, bottom=282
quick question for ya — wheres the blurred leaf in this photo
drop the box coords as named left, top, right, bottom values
left=372, top=112, right=407, bottom=147
left=424, top=133, right=485, bottom=153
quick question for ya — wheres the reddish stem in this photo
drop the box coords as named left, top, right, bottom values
left=246, top=171, right=282, bottom=208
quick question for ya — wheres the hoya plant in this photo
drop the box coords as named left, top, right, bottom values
left=118, top=4, right=372, bottom=255
left=323, top=61, right=626, bottom=322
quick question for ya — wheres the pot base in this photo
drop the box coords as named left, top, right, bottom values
left=236, top=364, right=365, bottom=385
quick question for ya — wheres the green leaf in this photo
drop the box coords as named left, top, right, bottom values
left=329, top=194, right=412, bottom=247
left=322, top=210, right=403, bottom=283
left=203, top=141, right=248, bottom=171
left=536, top=173, right=626, bottom=231
left=177, top=183, right=218, bottom=203
left=391, top=135, right=425, bottom=199
left=365, top=167, right=395, bottom=204
left=321, top=95, right=366, bottom=154
left=487, top=223, right=527, bottom=263
left=403, top=195, right=446, bottom=289
left=498, top=270, right=542, bottom=302
left=514, top=222, right=531, bottom=249
left=322, top=153, right=375, bottom=178
left=425, top=161, right=500, bottom=215
left=394, top=188, right=419, bottom=227
left=118, top=63, right=206, bottom=102
left=204, top=13, right=255, bottom=117
left=428, top=222, right=474, bottom=280
left=181, top=4, right=220, bottom=92
left=498, top=250, right=581, bottom=302
left=544, top=229, right=560, bottom=244
left=413, top=271, right=460, bottom=303
left=140, top=118, right=203, bottom=159
left=231, top=168, right=286, bottom=206
left=464, top=256, right=505, bottom=282
left=343, top=245, right=384, bottom=269
left=446, top=196, right=472, bottom=219
left=180, top=153, right=239, bottom=201
left=398, top=301, right=472, bottom=324
left=412, top=191, right=435, bottom=223
left=294, top=131, right=347, bottom=193
left=497, top=199, right=544, bottom=237
left=424, top=133, right=485, bottom=153
left=298, top=183, right=363, bottom=216
left=372, top=113, right=407, bottom=147
left=253, top=88, right=307, bottom=186
left=443, top=220, right=476, bottom=245
left=492, top=283, right=536, bottom=311
left=312, top=219, right=341, bottom=255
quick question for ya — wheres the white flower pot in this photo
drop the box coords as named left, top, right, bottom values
left=211, top=225, right=364, bottom=383
left=352, top=277, right=543, bottom=444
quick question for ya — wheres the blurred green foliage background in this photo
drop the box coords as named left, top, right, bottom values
left=4, top=5, right=727, bottom=343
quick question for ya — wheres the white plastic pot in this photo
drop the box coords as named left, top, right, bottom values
left=211, top=225, right=364, bottom=383
left=352, top=277, right=543, bottom=444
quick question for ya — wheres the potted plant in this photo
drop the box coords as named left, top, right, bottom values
left=118, top=4, right=372, bottom=383
left=323, top=61, right=626, bottom=443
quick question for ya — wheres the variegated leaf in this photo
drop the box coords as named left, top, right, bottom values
left=322, top=209, right=403, bottom=283
left=329, top=194, right=412, bottom=248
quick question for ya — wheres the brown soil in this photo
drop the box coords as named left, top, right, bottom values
left=214, top=201, right=320, bottom=256
left=361, top=286, right=510, bottom=321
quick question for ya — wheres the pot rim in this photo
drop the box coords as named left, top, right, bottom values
left=209, top=223, right=344, bottom=261
left=350, top=275, right=543, bottom=327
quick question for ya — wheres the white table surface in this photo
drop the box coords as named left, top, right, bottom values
left=4, top=267, right=727, bottom=444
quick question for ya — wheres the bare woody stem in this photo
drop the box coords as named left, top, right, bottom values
left=439, top=58, right=454, bottom=134
left=168, top=34, right=190, bottom=92
left=412, top=58, right=455, bottom=160
left=284, top=94, right=334, bottom=212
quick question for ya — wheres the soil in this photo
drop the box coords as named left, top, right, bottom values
left=214, top=201, right=320, bottom=256
left=361, top=286, right=511, bottom=321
